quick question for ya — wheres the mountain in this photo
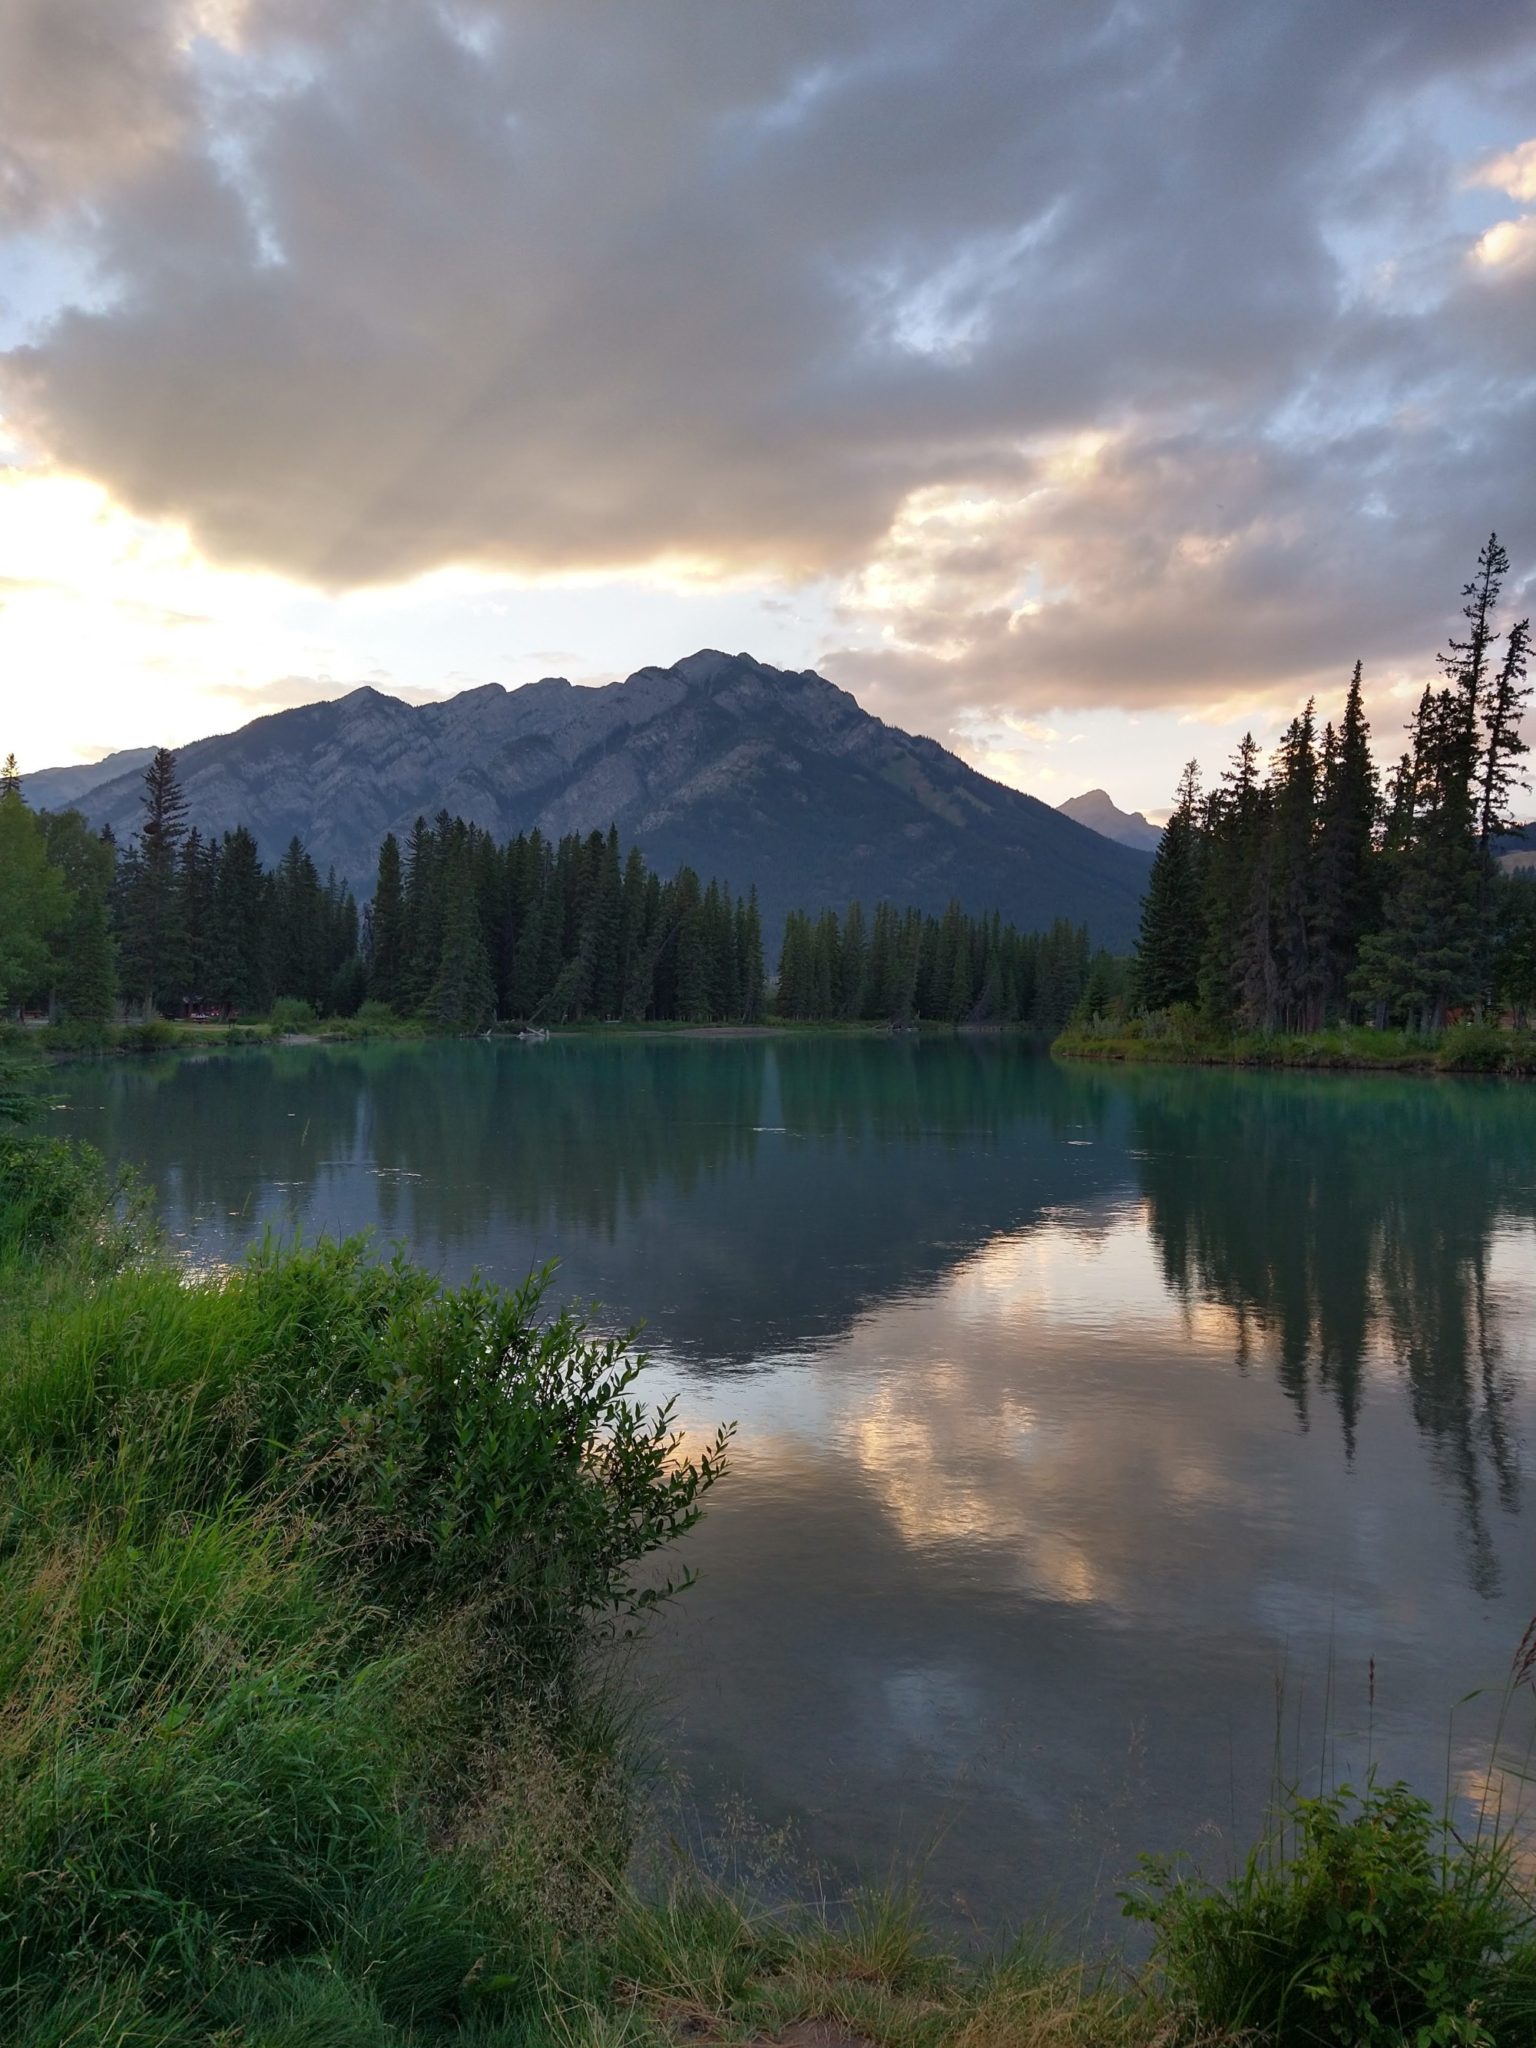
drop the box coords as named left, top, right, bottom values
left=23, top=746, right=159, bottom=811
left=31, top=651, right=1152, bottom=949
left=1056, top=788, right=1163, bottom=853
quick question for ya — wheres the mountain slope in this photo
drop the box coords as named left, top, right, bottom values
left=1057, top=788, right=1163, bottom=852
left=38, top=651, right=1152, bottom=948
left=23, top=746, right=159, bottom=811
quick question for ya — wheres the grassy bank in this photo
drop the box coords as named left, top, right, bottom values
left=3, top=1061, right=1534, bottom=2045
left=1053, top=1015, right=1536, bottom=1077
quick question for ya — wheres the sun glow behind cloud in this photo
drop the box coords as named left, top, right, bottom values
left=2, top=3, right=1534, bottom=806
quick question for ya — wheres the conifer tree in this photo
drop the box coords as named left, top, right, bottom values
left=369, top=833, right=406, bottom=1010
left=1314, top=664, right=1379, bottom=1016
left=210, top=827, right=272, bottom=1013
left=737, top=888, right=766, bottom=1022
left=429, top=876, right=496, bottom=1030
left=118, top=748, right=189, bottom=1014
left=1134, top=762, right=1204, bottom=1012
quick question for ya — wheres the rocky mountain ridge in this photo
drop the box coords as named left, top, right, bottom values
left=25, top=651, right=1152, bottom=949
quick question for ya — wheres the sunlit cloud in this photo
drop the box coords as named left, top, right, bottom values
left=0, top=2, right=1533, bottom=809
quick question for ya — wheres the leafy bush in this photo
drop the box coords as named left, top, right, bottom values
left=1437, top=1022, right=1518, bottom=1073
left=38, top=1017, right=115, bottom=1054
left=269, top=995, right=318, bottom=1033
left=120, top=1016, right=176, bottom=1052
left=0, top=1045, right=39, bottom=1126
left=0, top=1135, right=117, bottom=1255
left=1125, top=1779, right=1536, bottom=2045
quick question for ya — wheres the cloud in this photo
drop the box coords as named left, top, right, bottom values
left=2, top=0, right=1535, bottom=733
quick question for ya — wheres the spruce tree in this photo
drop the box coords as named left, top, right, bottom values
left=369, top=833, right=406, bottom=1010
left=1314, top=664, right=1380, bottom=1017
left=1198, top=733, right=1264, bottom=1029
left=210, top=827, right=272, bottom=1013
left=119, top=748, right=189, bottom=1014
left=1134, top=762, right=1204, bottom=1013
left=429, top=878, right=495, bottom=1030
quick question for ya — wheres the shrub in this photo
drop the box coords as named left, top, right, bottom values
left=0, top=1135, right=117, bottom=1256
left=120, top=1017, right=176, bottom=1052
left=1125, top=1779, right=1536, bottom=2045
left=269, top=996, right=318, bottom=1034
left=38, top=1018, right=115, bottom=1054
left=1437, top=1022, right=1512, bottom=1074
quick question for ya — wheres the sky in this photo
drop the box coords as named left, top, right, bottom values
left=2, top=0, right=1535, bottom=816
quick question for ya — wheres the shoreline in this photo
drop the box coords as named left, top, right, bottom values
left=1052, top=1022, right=1536, bottom=1078
left=18, top=1015, right=1010, bottom=1064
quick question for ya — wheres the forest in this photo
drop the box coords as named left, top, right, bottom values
left=0, top=752, right=1104, bottom=1034
left=1131, top=535, right=1536, bottom=1036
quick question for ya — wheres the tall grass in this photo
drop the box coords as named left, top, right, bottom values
left=0, top=1128, right=726, bottom=2044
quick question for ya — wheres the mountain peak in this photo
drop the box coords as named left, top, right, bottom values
left=1057, top=787, right=1163, bottom=854
left=28, top=654, right=1152, bottom=948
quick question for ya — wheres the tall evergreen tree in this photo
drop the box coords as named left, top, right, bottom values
left=369, top=833, right=406, bottom=1010
left=429, top=872, right=496, bottom=1030
left=1135, top=762, right=1204, bottom=1012
left=209, top=827, right=272, bottom=1013
left=1314, top=664, right=1380, bottom=1016
left=118, top=749, right=189, bottom=1014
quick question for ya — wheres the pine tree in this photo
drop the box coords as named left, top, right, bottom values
left=400, top=817, right=440, bottom=1013
left=1269, top=702, right=1323, bottom=1030
left=118, top=749, right=189, bottom=1014
left=1314, top=664, right=1380, bottom=1018
left=179, top=829, right=220, bottom=998
left=210, top=827, right=272, bottom=1013
left=1134, top=762, right=1204, bottom=1013
left=737, top=888, right=766, bottom=1022
left=1198, top=733, right=1265, bottom=1029
left=429, top=876, right=495, bottom=1030
left=270, top=838, right=326, bottom=1003
left=369, top=833, right=406, bottom=1010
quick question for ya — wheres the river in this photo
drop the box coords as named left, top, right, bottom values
left=47, top=1036, right=1536, bottom=1937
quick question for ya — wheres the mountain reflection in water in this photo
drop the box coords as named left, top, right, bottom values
left=50, top=1039, right=1536, bottom=1932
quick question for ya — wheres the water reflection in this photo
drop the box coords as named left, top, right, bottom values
left=50, top=1040, right=1536, bottom=1931
left=1125, top=1069, right=1531, bottom=1594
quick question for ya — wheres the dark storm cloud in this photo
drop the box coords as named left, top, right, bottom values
left=3, top=0, right=1535, bottom=713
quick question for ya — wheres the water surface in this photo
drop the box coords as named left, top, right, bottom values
left=49, top=1038, right=1536, bottom=1933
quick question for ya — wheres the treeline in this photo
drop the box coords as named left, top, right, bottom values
left=1133, top=535, right=1536, bottom=1035
left=3, top=747, right=1112, bottom=1031
left=776, top=901, right=1110, bottom=1030
left=363, top=819, right=1111, bottom=1030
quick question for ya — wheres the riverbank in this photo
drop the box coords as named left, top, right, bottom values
left=1053, top=1017, right=1536, bottom=1076
left=15, top=1012, right=938, bottom=1063
left=3, top=1106, right=1534, bottom=2045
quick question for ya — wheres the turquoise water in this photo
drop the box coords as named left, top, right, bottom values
left=49, top=1037, right=1536, bottom=1933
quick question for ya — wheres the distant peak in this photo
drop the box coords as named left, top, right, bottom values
left=1057, top=788, right=1162, bottom=852
left=671, top=648, right=751, bottom=688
